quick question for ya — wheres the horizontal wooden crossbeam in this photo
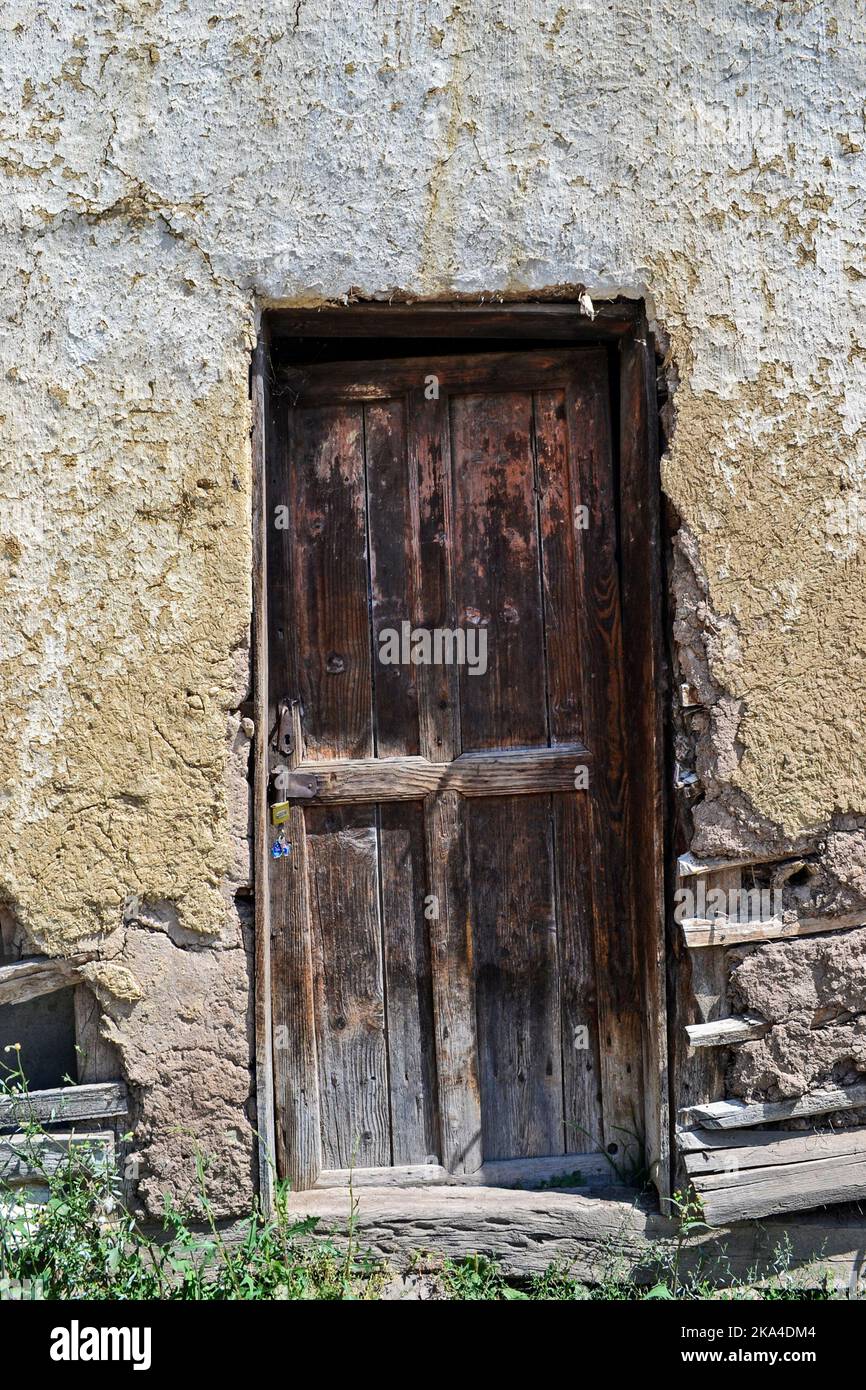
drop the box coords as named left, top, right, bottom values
left=0, top=957, right=80, bottom=1007
left=684, top=1013, right=770, bottom=1048
left=681, top=910, right=866, bottom=948
left=0, top=1082, right=128, bottom=1129
left=676, top=850, right=804, bottom=878
left=285, top=743, right=591, bottom=805
left=680, top=1083, right=866, bottom=1131
left=0, top=1131, right=115, bottom=1186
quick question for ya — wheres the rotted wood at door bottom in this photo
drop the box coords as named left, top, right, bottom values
left=266, top=348, right=643, bottom=1190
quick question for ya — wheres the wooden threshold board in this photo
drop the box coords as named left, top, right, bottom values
left=314, top=1151, right=615, bottom=1191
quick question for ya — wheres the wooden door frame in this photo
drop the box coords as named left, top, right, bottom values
left=251, top=298, right=668, bottom=1211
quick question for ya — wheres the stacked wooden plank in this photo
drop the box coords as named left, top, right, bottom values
left=679, top=1123, right=866, bottom=1225
left=674, top=848, right=866, bottom=1224
left=0, top=956, right=128, bottom=1204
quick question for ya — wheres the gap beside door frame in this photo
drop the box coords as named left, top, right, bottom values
left=250, top=298, right=669, bottom=1212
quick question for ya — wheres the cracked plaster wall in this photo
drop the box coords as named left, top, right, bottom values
left=1, top=0, right=865, bottom=1211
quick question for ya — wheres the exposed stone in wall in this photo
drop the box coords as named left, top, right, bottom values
left=727, top=930, right=866, bottom=1107
left=1, top=0, right=864, bottom=1209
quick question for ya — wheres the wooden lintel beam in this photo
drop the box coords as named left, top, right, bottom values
left=0, top=957, right=80, bottom=1008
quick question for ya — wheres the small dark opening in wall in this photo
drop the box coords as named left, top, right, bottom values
left=0, top=910, right=79, bottom=1090
left=0, top=988, right=78, bottom=1090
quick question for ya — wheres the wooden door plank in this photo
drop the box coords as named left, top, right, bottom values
left=451, top=388, right=563, bottom=1159
left=268, top=403, right=321, bottom=1191
left=409, top=388, right=481, bottom=1175
left=378, top=802, right=440, bottom=1165
left=423, top=788, right=481, bottom=1173
left=289, top=403, right=373, bottom=760
left=565, top=357, right=643, bottom=1173
left=306, top=805, right=390, bottom=1170
left=451, top=388, right=547, bottom=750
left=534, top=385, right=604, bottom=1156
left=552, top=796, right=605, bottom=1155
left=284, top=349, right=623, bottom=405
left=364, top=396, right=420, bottom=757
left=467, top=795, right=563, bottom=1159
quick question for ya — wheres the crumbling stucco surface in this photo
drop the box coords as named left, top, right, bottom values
left=1, top=1, right=865, bottom=1210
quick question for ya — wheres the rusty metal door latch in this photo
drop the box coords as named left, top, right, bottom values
left=269, top=700, right=319, bottom=822
left=270, top=772, right=319, bottom=823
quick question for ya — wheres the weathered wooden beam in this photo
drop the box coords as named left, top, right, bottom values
left=0, top=957, right=79, bottom=1007
left=245, top=1180, right=866, bottom=1285
left=681, top=1083, right=866, bottom=1130
left=680, top=1126, right=866, bottom=1175
left=681, top=911, right=866, bottom=948
left=251, top=322, right=277, bottom=1215
left=685, top=1014, right=770, bottom=1048
left=0, top=1131, right=115, bottom=1185
left=0, top=1082, right=127, bottom=1128
left=270, top=300, right=639, bottom=346
left=677, top=850, right=804, bottom=878
left=690, top=1131, right=866, bottom=1225
left=291, top=744, right=591, bottom=804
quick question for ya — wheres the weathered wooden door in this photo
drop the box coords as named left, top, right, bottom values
left=267, top=348, right=642, bottom=1190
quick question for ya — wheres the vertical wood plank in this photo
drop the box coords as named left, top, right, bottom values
left=409, top=388, right=482, bottom=1174
left=378, top=803, right=439, bottom=1164
left=619, top=325, right=670, bottom=1201
left=566, top=354, right=644, bottom=1174
left=74, top=986, right=119, bottom=1083
left=306, top=804, right=390, bottom=1170
left=467, top=795, right=562, bottom=1159
left=251, top=327, right=276, bottom=1210
left=534, top=386, right=604, bottom=1154
left=290, top=404, right=372, bottom=760
left=451, top=390, right=547, bottom=750
left=364, top=397, right=420, bottom=757
left=268, top=401, right=321, bottom=1191
left=552, top=796, right=605, bottom=1153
